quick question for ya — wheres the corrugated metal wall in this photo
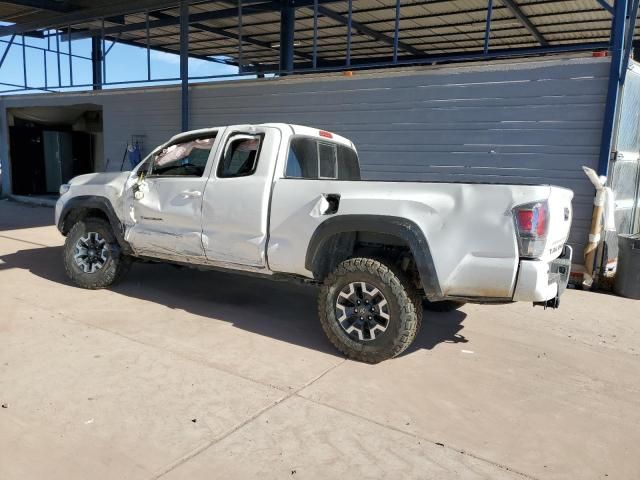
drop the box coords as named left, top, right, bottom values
left=604, top=61, right=640, bottom=260
left=0, top=57, right=609, bottom=259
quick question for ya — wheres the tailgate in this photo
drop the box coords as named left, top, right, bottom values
left=542, top=187, right=574, bottom=262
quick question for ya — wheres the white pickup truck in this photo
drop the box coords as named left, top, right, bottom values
left=56, top=123, right=573, bottom=363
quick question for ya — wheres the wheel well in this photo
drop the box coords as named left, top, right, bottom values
left=311, top=231, right=422, bottom=289
left=61, top=207, right=110, bottom=235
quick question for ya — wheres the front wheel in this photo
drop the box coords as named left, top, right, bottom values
left=63, top=218, right=131, bottom=289
left=318, top=258, right=422, bottom=363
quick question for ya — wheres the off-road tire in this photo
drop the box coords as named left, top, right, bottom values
left=63, top=218, right=131, bottom=289
left=318, top=257, right=422, bottom=363
left=422, top=299, right=466, bottom=312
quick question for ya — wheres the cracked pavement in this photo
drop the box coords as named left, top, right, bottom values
left=1, top=200, right=639, bottom=480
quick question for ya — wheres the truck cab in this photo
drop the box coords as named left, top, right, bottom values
left=121, top=124, right=358, bottom=270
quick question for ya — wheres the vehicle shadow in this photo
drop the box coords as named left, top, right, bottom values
left=0, top=245, right=468, bottom=358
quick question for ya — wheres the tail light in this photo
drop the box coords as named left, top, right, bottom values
left=513, top=201, right=548, bottom=258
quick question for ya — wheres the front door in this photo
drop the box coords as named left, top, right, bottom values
left=124, top=133, right=219, bottom=261
left=201, top=125, right=282, bottom=268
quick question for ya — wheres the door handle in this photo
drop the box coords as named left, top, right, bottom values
left=181, top=190, right=202, bottom=198
left=322, top=193, right=341, bottom=215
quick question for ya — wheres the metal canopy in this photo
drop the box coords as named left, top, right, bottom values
left=0, top=0, right=638, bottom=71
left=0, top=0, right=639, bottom=170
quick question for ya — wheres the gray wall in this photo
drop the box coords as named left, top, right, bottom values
left=0, top=56, right=609, bottom=259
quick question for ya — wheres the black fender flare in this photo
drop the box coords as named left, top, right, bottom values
left=305, top=215, right=443, bottom=299
left=57, top=195, right=132, bottom=254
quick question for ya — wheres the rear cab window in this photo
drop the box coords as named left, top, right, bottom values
left=218, top=133, right=263, bottom=178
left=286, top=136, right=360, bottom=180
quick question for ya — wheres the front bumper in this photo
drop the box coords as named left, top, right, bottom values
left=54, top=197, right=64, bottom=231
left=512, top=245, right=572, bottom=303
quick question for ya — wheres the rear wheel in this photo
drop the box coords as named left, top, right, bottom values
left=63, top=218, right=131, bottom=289
left=318, top=257, right=422, bottom=363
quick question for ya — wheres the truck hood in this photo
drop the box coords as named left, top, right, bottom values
left=66, top=171, right=131, bottom=208
left=69, top=171, right=131, bottom=187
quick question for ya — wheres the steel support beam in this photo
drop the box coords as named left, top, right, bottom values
left=0, top=81, right=54, bottom=92
left=146, top=11, right=151, bottom=80
left=180, top=0, right=189, bottom=132
left=346, top=0, right=352, bottom=66
left=60, top=0, right=340, bottom=42
left=22, top=35, right=27, bottom=88
left=597, top=0, right=628, bottom=176
left=483, top=0, right=494, bottom=55
left=149, top=10, right=276, bottom=53
left=68, top=25, right=73, bottom=86
left=314, top=4, right=424, bottom=56
left=1, top=0, right=75, bottom=12
left=113, top=35, right=235, bottom=66
left=91, top=36, right=102, bottom=90
left=246, top=40, right=612, bottom=72
left=105, top=15, right=126, bottom=25
left=595, top=0, right=614, bottom=14
left=238, top=0, right=244, bottom=71
left=0, top=35, right=16, bottom=70
left=312, top=0, right=318, bottom=68
left=101, top=19, right=106, bottom=84
left=392, top=0, right=400, bottom=62
left=61, top=2, right=281, bottom=41
left=499, top=0, right=548, bottom=46
left=0, top=0, right=206, bottom=36
left=280, top=0, right=295, bottom=73
left=621, top=0, right=640, bottom=84
left=56, top=30, right=61, bottom=86
left=44, top=49, right=47, bottom=88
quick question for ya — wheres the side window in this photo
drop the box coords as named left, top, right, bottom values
left=337, top=144, right=361, bottom=180
left=137, top=157, right=152, bottom=175
left=150, top=137, right=215, bottom=177
left=318, top=142, right=337, bottom=179
left=286, top=137, right=318, bottom=178
left=218, top=134, right=262, bottom=178
left=286, top=136, right=360, bottom=180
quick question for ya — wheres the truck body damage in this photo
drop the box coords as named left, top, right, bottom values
left=55, top=123, right=574, bottom=362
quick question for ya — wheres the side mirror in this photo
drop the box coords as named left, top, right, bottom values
left=132, top=170, right=147, bottom=200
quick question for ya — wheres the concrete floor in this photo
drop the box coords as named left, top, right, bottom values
left=0, top=199, right=639, bottom=480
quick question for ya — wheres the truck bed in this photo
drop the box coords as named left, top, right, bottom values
left=267, top=180, right=573, bottom=298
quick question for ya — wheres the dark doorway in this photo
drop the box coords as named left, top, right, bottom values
left=9, top=126, right=47, bottom=195
left=7, top=105, right=102, bottom=196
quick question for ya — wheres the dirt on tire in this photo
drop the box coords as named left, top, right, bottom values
left=318, top=257, right=422, bottom=363
left=63, top=218, right=131, bottom=289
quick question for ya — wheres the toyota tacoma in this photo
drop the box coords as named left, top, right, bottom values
left=56, top=123, right=573, bottom=363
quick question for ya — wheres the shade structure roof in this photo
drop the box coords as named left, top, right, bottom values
left=0, top=0, right=633, bottom=71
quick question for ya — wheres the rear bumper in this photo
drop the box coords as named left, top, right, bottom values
left=512, top=245, right=572, bottom=303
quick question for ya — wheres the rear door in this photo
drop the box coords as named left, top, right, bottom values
left=125, top=132, right=220, bottom=260
left=268, top=134, right=361, bottom=277
left=201, top=125, right=282, bottom=268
